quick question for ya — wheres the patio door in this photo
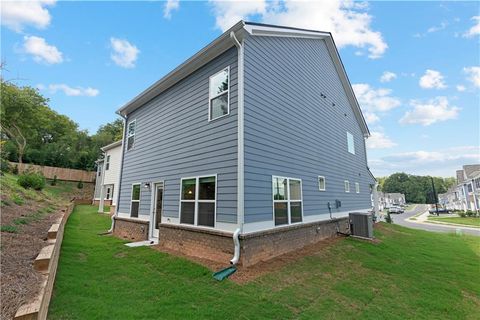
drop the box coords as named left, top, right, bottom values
left=151, top=183, right=163, bottom=239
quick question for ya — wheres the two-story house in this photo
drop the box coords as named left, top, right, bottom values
left=110, top=21, right=376, bottom=266
left=93, top=140, right=122, bottom=214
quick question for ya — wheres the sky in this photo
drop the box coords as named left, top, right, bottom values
left=1, top=0, right=479, bottom=178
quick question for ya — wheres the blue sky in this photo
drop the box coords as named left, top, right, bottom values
left=1, top=1, right=479, bottom=177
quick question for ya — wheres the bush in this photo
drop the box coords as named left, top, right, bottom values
left=77, top=181, right=83, bottom=189
left=458, top=211, right=466, bottom=218
left=12, top=165, right=19, bottom=175
left=17, top=172, right=46, bottom=190
left=385, top=212, right=393, bottom=224
left=0, top=158, right=10, bottom=173
left=465, top=210, right=476, bottom=217
left=51, top=175, right=58, bottom=186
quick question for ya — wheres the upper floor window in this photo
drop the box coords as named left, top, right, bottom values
left=209, top=67, right=229, bottom=121
left=180, top=176, right=216, bottom=227
left=347, top=132, right=355, bottom=154
left=272, top=176, right=303, bottom=226
left=105, top=155, right=110, bottom=170
left=127, top=120, right=136, bottom=151
left=318, top=176, right=326, bottom=191
left=355, top=182, right=360, bottom=193
left=344, top=180, right=350, bottom=193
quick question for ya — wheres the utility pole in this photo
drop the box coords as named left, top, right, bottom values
left=431, top=177, right=439, bottom=216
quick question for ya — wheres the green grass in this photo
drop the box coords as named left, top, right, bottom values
left=50, top=205, right=480, bottom=319
left=429, top=216, right=480, bottom=228
left=0, top=225, right=18, bottom=233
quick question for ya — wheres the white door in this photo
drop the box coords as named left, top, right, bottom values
left=151, top=183, right=163, bottom=239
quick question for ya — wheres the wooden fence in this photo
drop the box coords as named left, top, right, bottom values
left=9, top=162, right=96, bottom=182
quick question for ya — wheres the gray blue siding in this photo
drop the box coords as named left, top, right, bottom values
left=117, top=47, right=238, bottom=223
left=243, top=35, right=374, bottom=223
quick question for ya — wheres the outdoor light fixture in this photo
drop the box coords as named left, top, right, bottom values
left=143, top=182, right=151, bottom=189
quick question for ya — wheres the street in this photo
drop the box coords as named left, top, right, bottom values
left=381, top=204, right=480, bottom=236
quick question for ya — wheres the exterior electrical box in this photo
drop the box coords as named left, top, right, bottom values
left=349, top=212, right=373, bottom=239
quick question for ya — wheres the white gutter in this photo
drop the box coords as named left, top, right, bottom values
left=230, top=29, right=244, bottom=265
left=108, top=115, right=128, bottom=233
left=98, top=158, right=106, bottom=213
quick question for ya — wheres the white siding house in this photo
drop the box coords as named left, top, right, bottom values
left=93, top=140, right=122, bottom=213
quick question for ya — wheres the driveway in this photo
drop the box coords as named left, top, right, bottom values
left=380, top=204, right=480, bottom=236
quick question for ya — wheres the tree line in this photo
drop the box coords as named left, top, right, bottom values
left=1, top=79, right=123, bottom=171
left=378, top=173, right=456, bottom=204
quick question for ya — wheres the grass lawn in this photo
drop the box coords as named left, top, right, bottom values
left=429, top=216, right=480, bottom=228
left=49, top=205, right=480, bottom=320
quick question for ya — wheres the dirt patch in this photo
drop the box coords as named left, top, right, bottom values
left=153, top=236, right=345, bottom=284
left=0, top=196, right=64, bottom=320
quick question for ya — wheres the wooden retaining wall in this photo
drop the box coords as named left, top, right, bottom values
left=10, top=162, right=95, bottom=182
left=14, top=202, right=75, bottom=320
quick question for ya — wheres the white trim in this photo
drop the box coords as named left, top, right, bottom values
left=126, top=119, right=136, bottom=151
left=244, top=24, right=330, bottom=40
left=242, top=208, right=371, bottom=234
left=355, top=182, right=360, bottom=194
left=231, top=32, right=245, bottom=232
left=130, top=183, right=141, bottom=217
left=105, top=155, right=111, bottom=171
left=179, top=174, right=217, bottom=228
left=272, top=176, right=304, bottom=226
left=318, top=176, right=326, bottom=191
left=344, top=180, right=350, bottom=193
left=208, top=66, right=230, bottom=122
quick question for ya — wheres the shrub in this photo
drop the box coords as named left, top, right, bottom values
left=458, top=211, right=466, bottom=218
left=51, top=175, right=58, bottom=186
left=17, top=172, right=46, bottom=190
left=12, top=165, right=19, bottom=175
left=12, top=194, right=25, bottom=205
left=385, top=212, right=393, bottom=224
left=0, top=158, right=10, bottom=173
left=77, top=181, right=83, bottom=189
left=465, top=210, right=475, bottom=217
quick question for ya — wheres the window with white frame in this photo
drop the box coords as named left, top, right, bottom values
left=318, top=176, right=326, bottom=191
left=209, top=68, right=229, bottom=121
left=347, top=132, right=355, bottom=154
left=344, top=180, right=350, bottom=193
left=355, top=182, right=360, bottom=193
left=272, top=176, right=303, bottom=226
left=130, top=184, right=140, bottom=217
left=106, top=186, right=111, bottom=200
left=105, top=155, right=110, bottom=170
left=127, top=120, right=136, bottom=151
left=180, top=176, right=216, bottom=227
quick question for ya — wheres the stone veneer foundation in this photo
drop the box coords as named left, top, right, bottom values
left=113, top=216, right=349, bottom=267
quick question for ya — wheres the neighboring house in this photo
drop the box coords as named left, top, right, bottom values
left=378, top=192, right=406, bottom=210
left=111, top=21, right=376, bottom=266
left=441, top=164, right=480, bottom=212
left=93, top=140, right=122, bottom=213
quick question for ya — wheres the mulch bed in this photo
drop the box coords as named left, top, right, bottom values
left=1, top=199, right=63, bottom=320
left=153, top=236, right=345, bottom=284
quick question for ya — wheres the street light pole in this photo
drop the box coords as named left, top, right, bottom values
left=431, top=177, right=439, bottom=216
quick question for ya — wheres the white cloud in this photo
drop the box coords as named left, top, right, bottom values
left=427, top=21, right=448, bottom=33
left=110, top=37, right=139, bottom=68
left=369, top=146, right=480, bottom=177
left=23, top=35, right=63, bottom=64
left=463, top=66, right=480, bottom=88
left=367, top=131, right=397, bottom=149
left=352, top=83, right=401, bottom=112
left=1, top=0, right=55, bottom=32
left=210, top=0, right=388, bottom=59
left=400, top=97, right=460, bottom=126
left=164, top=0, right=180, bottom=19
left=47, top=84, right=99, bottom=97
left=463, top=16, right=480, bottom=38
left=380, top=71, right=397, bottom=83
left=363, top=112, right=380, bottom=125
left=456, top=85, right=466, bottom=92
left=419, top=69, right=447, bottom=89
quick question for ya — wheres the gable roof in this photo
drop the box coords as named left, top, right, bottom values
left=101, top=140, right=122, bottom=152
left=117, top=21, right=370, bottom=136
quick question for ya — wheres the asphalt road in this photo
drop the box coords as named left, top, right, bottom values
left=383, top=204, right=480, bottom=236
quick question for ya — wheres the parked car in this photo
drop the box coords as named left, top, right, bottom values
left=428, top=207, right=449, bottom=214
left=388, top=206, right=401, bottom=214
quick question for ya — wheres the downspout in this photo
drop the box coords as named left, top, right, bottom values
left=230, top=29, right=244, bottom=265
left=108, top=113, right=128, bottom=233
left=98, top=156, right=106, bottom=213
